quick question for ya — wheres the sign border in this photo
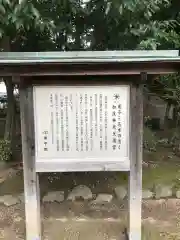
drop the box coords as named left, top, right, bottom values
left=33, top=84, right=130, bottom=172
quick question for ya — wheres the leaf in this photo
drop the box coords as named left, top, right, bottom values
left=123, top=0, right=136, bottom=12
left=2, top=0, right=10, bottom=6
left=14, top=4, right=21, bottom=15
left=0, top=29, right=3, bottom=38
left=18, top=0, right=25, bottom=4
left=15, top=20, right=23, bottom=30
left=130, top=28, right=141, bottom=36
left=10, top=14, right=18, bottom=24
left=146, top=10, right=152, bottom=18
left=47, top=21, right=55, bottom=29
left=31, top=5, right=40, bottom=18
left=0, top=4, right=5, bottom=14
left=119, top=4, right=123, bottom=14
left=38, top=23, right=45, bottom=32
left=105, top=2, right=112, bottom=15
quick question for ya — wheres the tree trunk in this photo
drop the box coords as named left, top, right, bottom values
left=74, top=16, right=83, bottom=50
left=4, top=79, right=15, bottom=143
left=164, top=102, right=171, bottom=128
left=1, top=36, right=16, bottom=158
left=165, top=102, right=171, bottom=120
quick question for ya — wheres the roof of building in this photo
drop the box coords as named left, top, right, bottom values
left=0, top=50, right=180, bottom=76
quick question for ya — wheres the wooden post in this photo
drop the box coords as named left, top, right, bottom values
left=20, top=85, right=41, bottom=240
left=128, top=83, right=143, bottom=240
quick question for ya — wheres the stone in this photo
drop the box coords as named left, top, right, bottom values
left=17, top=193, right=25, bottom=203
left=67, top=185, right=92, bottom=201
left=0, top=177, right=5, bottom=184
left=114, top=186, right=127, bottom=200
left=158, top=138, right=169, bottom=145
left=176, top=190, right=180, bottom=199
left=0, top=195, right=20, bottom=206
left=43, top=191, right=64, bottom=203
left=142, top=190, right=153, bottom=199
left=0, top=162, right=7, bottom=171
left=92, top=194, right=113, bottom=204
left=155, top=185, right=172, bottom=199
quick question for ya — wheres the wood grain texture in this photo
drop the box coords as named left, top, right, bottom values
left=20, top=86, right=41, bottom=240
left=128, top=83, right=143, bottom=240
left=35, top=160, right=130, bottom=172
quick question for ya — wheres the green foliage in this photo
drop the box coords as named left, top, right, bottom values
left=1, top=0, right=180, bottom=51
left=0, top=0, right=180, bottom=161
left=0, top=0, right=54, bottom=51
left=0, top=139, right=12, bottom=162
left=83, top=0, right=180, bottom=50
left=157, top=74, right=180, bottom=126
left=159, top=74, right=180, bottom=103
left=143, top=126, right=158, bottom=151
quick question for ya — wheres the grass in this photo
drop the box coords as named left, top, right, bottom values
left=142, top=225, right=179, bottom=240
left=115, top=160, right=180, bottom=193
left=142, top=225, right=162, bottom=240
left=115, top=144, right=180, bottom=193
left=143, top=162, right=180, bottom=190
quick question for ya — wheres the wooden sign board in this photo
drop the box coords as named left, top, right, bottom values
left=33, top=85, right=130, bottom=171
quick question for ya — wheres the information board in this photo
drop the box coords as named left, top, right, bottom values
left=33, top=85, right=130, bottom=164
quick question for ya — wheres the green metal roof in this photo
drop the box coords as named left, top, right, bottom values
left=0, top=50, right=180, bottom=76
left=0, top=50, right=179, bottom=64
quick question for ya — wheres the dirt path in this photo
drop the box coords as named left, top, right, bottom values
left=142, top=199, right=180, bottom=239
left=1, top=160, right=180, bottom=239
left=0, top=199, right=180, bottom=239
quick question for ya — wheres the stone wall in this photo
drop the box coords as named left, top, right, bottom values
left=144, top=93, right=174, bottom=128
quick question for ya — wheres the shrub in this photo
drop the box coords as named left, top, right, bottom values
left=143, top=126, right=158, bottom=152
left=0, top=139, right=12, bottom=162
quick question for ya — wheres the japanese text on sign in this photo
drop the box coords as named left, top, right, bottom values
left=34, top=85, right=129, bottom=161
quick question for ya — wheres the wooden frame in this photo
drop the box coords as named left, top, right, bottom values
left=20, top=85, right=41, bottom=240
left=1, top=50, right=180, bottom=240
left=35, top=160, right=130, bottom=172
left=128, top=82, right=144, bottom=239
left=20, top=80, right=143, bottom=240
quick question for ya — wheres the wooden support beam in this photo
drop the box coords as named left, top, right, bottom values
left=128, top=83, right=143, bottom=239
left=20, top=86, right=41, bottom=240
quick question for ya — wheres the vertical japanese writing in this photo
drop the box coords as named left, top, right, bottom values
left=95, top=94, right=98, bottom=137
left=117, top=104, right=122, bottom=149
left=80, top=94, right=84, bottom=151
left=85, top=94, right=89, bottom=151
left=69, top=94, right=73, bottom=111
left=37, top=86, right=128, bottom=161
left=50, top=93, right=54, bottom=145
left=89, top=95, right=93, bottom=151
left=55, top=94, right=60, bottom=151
left=112, top=104, right=117, bottom=150
left=65, top=96, right=69, bottom=151
left=42, top=131, right=48, bottom=151
left=45, top=90, right=125, bottom=155
left=60, top=94, right=64, bottom=151
left=112, top=94, right=122, bottom=151
left=75, top=95, right=79, bottom=151
left=104, top=96, right=108, bottom=150
left=99, top=94, right=103, bottom=150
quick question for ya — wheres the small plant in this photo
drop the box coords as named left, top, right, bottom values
left=143, top=126, right=158, bottom=152
left=0, top=139, right=12, bottom=162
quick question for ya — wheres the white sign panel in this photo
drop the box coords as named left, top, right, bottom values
left=33, top=85, right=130, bottom=164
